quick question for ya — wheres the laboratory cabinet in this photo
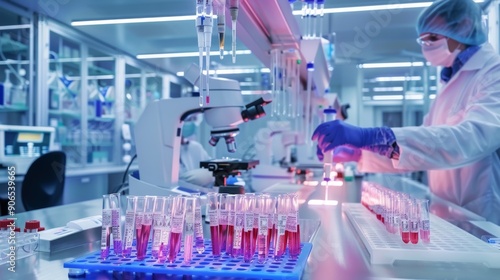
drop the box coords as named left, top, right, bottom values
left=37, top=18, right=172, bottom=169
left=0, top=5, right=34, bottom=126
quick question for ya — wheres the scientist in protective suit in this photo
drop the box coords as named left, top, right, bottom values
left=313, top=0, right=500, bottom=225
left=179, top=114, right=214, bottom=187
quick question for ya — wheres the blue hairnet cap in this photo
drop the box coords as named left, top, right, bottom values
left=417, top=0, right=487, bottom=46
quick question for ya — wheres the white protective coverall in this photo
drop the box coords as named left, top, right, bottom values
left=359, top=43, right=500, bottom=225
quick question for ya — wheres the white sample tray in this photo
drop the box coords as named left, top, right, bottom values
left=342, top=203, right=500, bottom=268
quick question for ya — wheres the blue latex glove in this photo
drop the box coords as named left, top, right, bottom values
left=312, top=120, right=397, bottom=158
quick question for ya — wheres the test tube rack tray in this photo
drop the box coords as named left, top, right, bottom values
left=64, top=241, right=313, bottom=280
left=342, top=203, right=500, bottom=268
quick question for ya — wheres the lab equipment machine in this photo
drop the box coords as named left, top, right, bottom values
left=200, top=158, right=259, bottom=194
left=0, top=125, right=55, bottom=175
left=130, top=64, right=270, bottom=196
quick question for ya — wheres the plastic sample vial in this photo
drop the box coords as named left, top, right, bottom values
left=418, top=199, right=430, bottom=243
left=322, top=107, right=336, bottom=181
left=100, top=195, right=112, bottom=259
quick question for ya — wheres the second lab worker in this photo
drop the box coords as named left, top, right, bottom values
left=313, top=0, right=500, bottom=224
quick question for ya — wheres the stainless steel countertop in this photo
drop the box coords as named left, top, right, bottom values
left=1, top=174, right=499, bottom=280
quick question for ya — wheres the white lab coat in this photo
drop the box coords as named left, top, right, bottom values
left=179, top=140, right=213, bottom=186
left=359, top=43, right=500, bottom=225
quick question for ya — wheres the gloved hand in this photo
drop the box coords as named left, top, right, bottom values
left=316, top=145, right=362, bottom=162
left=180, top=168, right=214, bottom=187
left=312, top=120, right=397, bottom=158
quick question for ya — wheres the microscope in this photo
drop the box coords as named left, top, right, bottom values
left=129, top=64, right=270, bottom=196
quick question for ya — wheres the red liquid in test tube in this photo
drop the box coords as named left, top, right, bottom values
left=219, top=224, right=228, bottom=252
left=208, top=193, right=221, bottom=258
left=210, top=225, right=221, bottom=257
left=168, top=232, right=182, bottom=263
left=226, top=225, right=234, bottom=254
left=219, top=195, right=229, bottom=253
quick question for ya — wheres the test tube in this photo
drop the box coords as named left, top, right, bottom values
left=268, top=196, right=277, bottom=250
left=257, top=195, right=271, bottom=263
left=151, top=197, right=166, bottom=258
left=192, top=193, right=205, bottom=254
left=219, top=194, right=229, bottom=253
left=287, top=193, right=300, bottom=259
left=100, top=195, right=112, bottom=259
left=226, top=195, right=236, bottom=255
left=322, top=107, right=336, bottom=181
left=168, top=196, right=186, bottom=263
left=243, top=194, right=255, bottom=263
left=231, top=194, right=245, bottom=258
left=384, top=192, right=393, bottom=233
left=274, top=195, right=288, bottom=260
left=109, top=193, right=123, bottom=256
left=400, top=197, right=410, bottom=244
left=184, top=197, right=196, bottom=264
left=122, top=196, right=136, bottom=257
left=419, top=199, right=430, bottom=243
left=207, top=193, right=221, bottom=258
left=248, top=193, right=259, bottom=254
left=137, top=196, right=156, bottom=260
left=392, top=195, right=402, bottom=235
left=409, top=199, right=420, bottom=244
left=134, top=197, right=146, bottom=258
left=158, top=196, right=174, bottom=262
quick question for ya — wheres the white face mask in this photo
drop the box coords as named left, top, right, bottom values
left=422, top=38, right=461, bottom=67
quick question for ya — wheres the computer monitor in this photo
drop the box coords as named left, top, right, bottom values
left=0, top=125, right=55, bottom=175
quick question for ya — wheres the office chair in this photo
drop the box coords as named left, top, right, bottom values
left=21, top=151, right=66, bottom=211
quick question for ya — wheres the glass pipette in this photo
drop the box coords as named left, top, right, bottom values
left=204, top=0, right=214, bottom=104
left=196, top=0, right=206, bottom=107
left=217, top=0, right=226, bottom=59
left=317, top=0, right=325, bottom=38
left=322, top=107, right=337, bottom=181
left=229, top=0, right=239, bottom=63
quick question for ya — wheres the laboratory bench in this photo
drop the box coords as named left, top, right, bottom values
left=1, top=174, right=500, bottom=280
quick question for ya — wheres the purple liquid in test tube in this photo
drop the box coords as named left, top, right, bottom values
left=110, top=194, right=123, bottom=256
left=100, top=195, right=112, bottom=259
left=122, top=196, right=137, bottom=257
left=193, top=193, right=205, bottom=254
